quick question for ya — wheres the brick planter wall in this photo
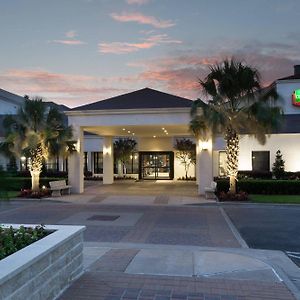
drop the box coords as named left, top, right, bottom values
left=0, top=224, right=85, bottom=300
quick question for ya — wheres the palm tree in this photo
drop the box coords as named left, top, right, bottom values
left=0, top=96, right=75, bottom=192
left=190, top=59, right=282, bottom=193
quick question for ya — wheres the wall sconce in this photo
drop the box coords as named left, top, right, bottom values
left=201, top=141, right=210, bottom=151
left=103, top=146, right=111, bottom=156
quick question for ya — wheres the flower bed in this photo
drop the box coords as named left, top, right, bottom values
left=0, top=224, right=85, bottom=300
left=0, top=225, right=48, bottom=260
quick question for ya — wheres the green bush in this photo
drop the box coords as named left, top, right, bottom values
left=0, top=225, right=49, bottom=260
left=216, top=179, right=300, bottom=195
left=0, top=177, right=67, bottom=191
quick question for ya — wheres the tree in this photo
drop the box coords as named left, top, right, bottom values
left=190, top=59, right=282, bottom=193
left=113, top=138, right=137, bottom=176
left=174, top=138, right=196, bottom=179
left=272, top=150, right=285, bottom=179
left=0, top=97, right=75, bottom=192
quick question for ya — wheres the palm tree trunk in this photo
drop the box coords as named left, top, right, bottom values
left=30, top=169, right=41, bottom=192
left=226, top=129, right=239, bottom=194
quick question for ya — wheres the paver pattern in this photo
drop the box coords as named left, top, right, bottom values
left=60, top=247, right=295, bottom=300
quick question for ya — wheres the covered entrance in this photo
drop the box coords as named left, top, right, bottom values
left=139, top=151, right=174, bottom=180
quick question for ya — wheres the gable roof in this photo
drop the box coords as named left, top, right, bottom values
left=0, top=88, right=25, bottom=106
left=277, top=74, right=300, bottom=81
left=71, top=88, right=193, bottom=111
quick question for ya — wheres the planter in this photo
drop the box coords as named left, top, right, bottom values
left=0, top=224, right=85, bottom=300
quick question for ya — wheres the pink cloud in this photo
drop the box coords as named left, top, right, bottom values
left=110, top=12, right=175, bottom=28
left=52, top=39, right=86, bottom=45
left=65, top=30, right=77, bottom=38
left=99, top=34, right=181, bottom=54
left=126, top=0, right=150, bottom=5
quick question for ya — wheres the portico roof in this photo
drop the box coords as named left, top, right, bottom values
left=71, top=88, right=193, bottom=111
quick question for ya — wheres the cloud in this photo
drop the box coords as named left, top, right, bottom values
left=52, top=39, right=86, bottom=45
left=65, top=30, right=77, bottom=38
left=98, top=34, right=182, bottom=54
left=50, top=30, right=85, bottom=46
left=126, top=0, right=150, bottom=5
left=110, top=12, right=175, bottom=28
left=0, top=69, right=129, bottom=107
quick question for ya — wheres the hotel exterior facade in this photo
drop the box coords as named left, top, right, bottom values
left=1, top=65, right=300, bottom=195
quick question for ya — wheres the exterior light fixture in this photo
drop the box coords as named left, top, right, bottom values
left=130, top=155, right=133, bottom=159
left=128, top=130, right=131, bottom=133
left=21, top=156, right=26, bottom=161
left=134, top=155, right=138, bottom=160
left=122, top=128, right=126, bottom=131
left=201, top=141, right=209, bottom=151
left=162, top=127, right=165, bottom=130
left=153, top=135, right=156, bottom=138
left=132, top=132, right=135, bottom=136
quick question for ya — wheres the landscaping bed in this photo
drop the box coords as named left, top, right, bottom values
left=0, top=224, right=85, bottom=300
left=0, top=225, right=48, bottom=260
left=216, top=179, right=300, bottom=195
left=250, top=194, right=300, bottom=204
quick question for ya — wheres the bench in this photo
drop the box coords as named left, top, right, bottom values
left=204, top=181, right=217, bottom=199
left=49, top=180, right=72, bottom=197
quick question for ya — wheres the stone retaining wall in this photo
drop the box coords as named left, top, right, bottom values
left=0, top=224, right=85, bottom=300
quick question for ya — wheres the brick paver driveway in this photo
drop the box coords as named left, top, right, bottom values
left=0, top=200, right=297, bottom=299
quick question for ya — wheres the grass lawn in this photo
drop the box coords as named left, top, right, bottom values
left=250, top=194, right=300, bottom=204
left=0, top=191, right=19, bottom=200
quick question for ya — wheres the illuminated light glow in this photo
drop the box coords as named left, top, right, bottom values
left=132, top=132, right=135, bottom=135
left=130, top=155, right=133, bottom=159
left=201, top=141, right=210, bottom=151
left=103, top=145, right=111, bottom=155
left=128, top=130, right=131, bottom=133
left=292, top=89, right=300, bottom=106
left=21, top=156, right=26, bottom=161
left=122, top=128, right=126, bottom=131
left=162, top=127, right=165, bottom=130
left=153, top=135, right=156, bottom=138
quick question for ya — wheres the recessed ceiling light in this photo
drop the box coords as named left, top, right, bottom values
left=166, top=132, right=168, bottom=135
left=153, top=135, right=156, bottom=138
left=162, top=127, right=165, bottom=130
left=128, top=130, right=131, bottom=133
left=122, top=128, right=126, bottom=131
left=132, top=133, right=135, bottom=136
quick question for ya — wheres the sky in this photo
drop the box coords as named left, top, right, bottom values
left=1, top=0, right=300, bottom=108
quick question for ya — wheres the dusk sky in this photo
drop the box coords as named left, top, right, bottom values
left=1, top=0, right=300, bottom=107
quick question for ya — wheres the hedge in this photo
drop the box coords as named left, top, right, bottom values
left=0, top=177, right=67, bottom=191
left=216, top=179, right=300, bottom=195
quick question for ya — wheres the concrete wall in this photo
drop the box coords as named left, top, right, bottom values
left=239, top=133, right=300, bottom=171
left=0, top=224, right=85, bottom=300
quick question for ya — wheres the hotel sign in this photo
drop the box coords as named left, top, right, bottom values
left=292, top=89, right=300, bottom=106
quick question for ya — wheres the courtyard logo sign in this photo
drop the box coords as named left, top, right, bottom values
left=292, top=89, right=300, bottom=106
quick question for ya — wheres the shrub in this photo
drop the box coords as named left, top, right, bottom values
left=0, top=225, right=49, bottom=260
left=216, top=178, right=300, bottom=195
left=218, top=191, right=249, bottom=201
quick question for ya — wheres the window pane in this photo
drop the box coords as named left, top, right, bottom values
left=219, top=151, right=227, bottom=176
left=92, top=152, right=103, bottom=173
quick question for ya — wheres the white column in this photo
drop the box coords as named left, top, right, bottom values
left=68, top=126, right=84, bottom=193
left=197, top=138, right=213, bottom=195
left=103, top=136, right=114, bottom=184
left=196, top=141, right=200, bottom=186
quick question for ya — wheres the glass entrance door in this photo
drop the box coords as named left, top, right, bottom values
left=139, top=152, right=174, bottom=180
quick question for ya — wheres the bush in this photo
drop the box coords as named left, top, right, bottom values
left=237, top=171, right=272, bottom=179
left=218, top=191, right=249, bottom=201
left=216, top=178, right=300, bottom=195
left=0, top=177, right=67, bottom=191
left=0, top=225, right=49, bottom=260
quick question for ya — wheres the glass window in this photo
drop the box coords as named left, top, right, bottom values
left=252, top=151, right=270, bottom=172
left=123, top=152, right=139, bottom=174
left=84, top=152, right=88, bottom=173
left=219, top=151, right=227, bottom=177
left=92, top=152, right=103, bottom=174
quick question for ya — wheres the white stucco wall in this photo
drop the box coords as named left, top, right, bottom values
left=0, top=101, right=19, bottom=115
left=239, top=134, right=300, bottom=172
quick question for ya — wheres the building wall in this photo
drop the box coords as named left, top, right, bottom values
left=238, top=133, right=300, bottom=172
left=0, top=100, right=19, bottom=114
left=277, top=80, right=300, bottom=114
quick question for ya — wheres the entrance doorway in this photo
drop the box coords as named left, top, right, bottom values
left=139, top=151, right=174, bottom=180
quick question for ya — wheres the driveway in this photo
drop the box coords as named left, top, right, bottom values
left=223, top=204, right=300, bottom=266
